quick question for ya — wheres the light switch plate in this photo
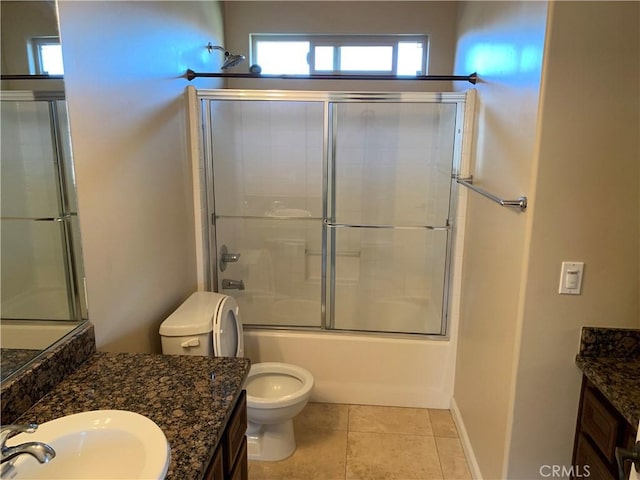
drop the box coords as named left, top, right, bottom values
left=559, top=261, right=584, bottom=295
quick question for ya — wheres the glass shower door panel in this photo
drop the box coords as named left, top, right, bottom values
left=0, top=220, right=72, bottom=320
left=330, top=226, right=448, bottom=335
left=215, top=217, right=322, bottom=328
left=1, top=101, right=60, bottom=218
left=332, top=102, right=456, bottom=226
left=210, top=100, right=324, bottom=218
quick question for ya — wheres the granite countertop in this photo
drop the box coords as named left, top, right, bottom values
left=575, top=326, right=640, bottom=427
left=16, top=352, right=251, bottom=480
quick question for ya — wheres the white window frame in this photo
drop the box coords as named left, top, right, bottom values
left=30, top=36, right=64, bottom=75
left=250, top=34, right=428, bottom=76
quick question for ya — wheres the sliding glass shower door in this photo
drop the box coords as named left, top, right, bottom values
left=200, top=90, right=465, bottom=336
left=205, top=98, right=325, bottom=328
left=327, top=102, right=456, bottom=334
left=1, top=94, right=85, bottom=321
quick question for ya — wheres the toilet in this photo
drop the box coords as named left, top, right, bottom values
left=159, top=291, right=314, bottom=461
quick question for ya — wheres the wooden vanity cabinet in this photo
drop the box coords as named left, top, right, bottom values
left=204, top=390, right=248, bottom=480
left=572, top=377, right=637, bottom=480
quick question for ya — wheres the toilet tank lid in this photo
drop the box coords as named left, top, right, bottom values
left=159, top=291, right=226, bottom=336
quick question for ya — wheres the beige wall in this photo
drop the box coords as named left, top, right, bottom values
left=57, top=1, right=225, bottom=352
left=507, top=2, right=640, bottom=478
left=453, top=1, right=639, bottom=478
left=452, top=2, right=548, bottom=478
left=223, top=1, right=459, bottom=92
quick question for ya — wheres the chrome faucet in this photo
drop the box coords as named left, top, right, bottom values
left=222, top=279, right=245, bottom=290
left=0, top=424, right=56, bottom=468
left=219, top=245, right=241, bottom=272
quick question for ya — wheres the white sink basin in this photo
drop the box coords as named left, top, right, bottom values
left=5, top=410, right=170, bottom=480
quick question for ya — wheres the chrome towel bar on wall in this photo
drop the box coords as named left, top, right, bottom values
left=455, top=175, right=528, bottom=212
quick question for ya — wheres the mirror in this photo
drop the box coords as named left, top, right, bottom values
left=1, top=0, right=87, bottom=382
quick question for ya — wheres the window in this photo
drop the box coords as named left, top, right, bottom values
left=31, top=37, right=64, bottom=75
left=251, top=34, right=428, bottom=76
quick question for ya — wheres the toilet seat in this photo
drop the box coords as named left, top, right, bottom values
left=213, top=295, right=244, bottom=357
left=245, top=363, right=314, bottom=408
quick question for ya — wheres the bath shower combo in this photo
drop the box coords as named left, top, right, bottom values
left=184, top=86, right=486, bottom=410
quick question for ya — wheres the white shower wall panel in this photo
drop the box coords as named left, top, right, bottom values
left=212, top=100, right=324, bottom=217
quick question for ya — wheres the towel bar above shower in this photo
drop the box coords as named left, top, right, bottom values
left=456, top=175, right=528, bottom=212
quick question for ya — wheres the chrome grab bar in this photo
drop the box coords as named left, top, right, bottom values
left=326, top=221, right=450, bottom=231
left=1, top=213, right=76, bottom=222
left=455, top=175, right=527, bottom=212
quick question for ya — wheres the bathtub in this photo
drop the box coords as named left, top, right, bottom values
left=1, top=286, right=71, bottom=321
left=243, top=328, right=456, bottom=409
left=0, top=319, right=81, bottom=350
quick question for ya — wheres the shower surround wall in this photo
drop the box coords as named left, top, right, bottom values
left=189, top=87, right=474, bottom=407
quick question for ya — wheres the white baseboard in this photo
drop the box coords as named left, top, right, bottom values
left=450, top=397, right=483, bottom=480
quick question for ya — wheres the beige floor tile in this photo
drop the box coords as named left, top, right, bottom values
left=428, top=409, right=458, bottom=438
left=348, top=405, right=433, bottom=436
left=249, top=427, right=347, bottom=480
left=435, top=437, right=471, bottom=480
left=346, top=431, right=443, bottom=480
left=294, top=402, right=349, bottom=431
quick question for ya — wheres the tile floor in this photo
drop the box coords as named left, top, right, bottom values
left=248, top=403, right=472, bottom=480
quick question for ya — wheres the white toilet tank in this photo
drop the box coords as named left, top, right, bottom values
left=159, top=292, right=220, bottom=356
left=159, top=291, right=244, bottom=357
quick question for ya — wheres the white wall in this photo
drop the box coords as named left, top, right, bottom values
left=452, top=2, right=548, bottom=479
left=507, top=2, right=640, bottom=478
left=57, top=1, right=226, bottom=352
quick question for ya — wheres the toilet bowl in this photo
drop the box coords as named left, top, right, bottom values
left=159, top=291, right=314, bottom=462
left=245, top=362, right=314, bottom=461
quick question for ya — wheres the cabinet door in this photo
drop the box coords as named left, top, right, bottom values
left=581, top=385, right=620, bottom=463
left=224, top=391, right=247, bottom=477
left=203, top=444, right=224, bottom=480
left=575, top=434, right=615, bottom=480
left=229, top=437, right=248, bottom=480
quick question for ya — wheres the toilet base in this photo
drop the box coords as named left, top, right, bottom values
left=246, top=419, right=296, bottom=461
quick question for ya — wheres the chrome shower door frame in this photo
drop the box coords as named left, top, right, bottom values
left=0, top=91, right=84, bottom=322
left=197, top=89, right=468, bottom=337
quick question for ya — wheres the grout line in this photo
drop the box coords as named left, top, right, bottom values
left=433, top=435, right=447, bottom=480
left=343, top=405, right=350, bottom=480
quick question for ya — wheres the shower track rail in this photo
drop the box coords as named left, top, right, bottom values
left=456, top=175, right=527, bottom=211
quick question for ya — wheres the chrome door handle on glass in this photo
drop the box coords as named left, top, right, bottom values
left=222, top=279, right=245, bottom=290
left=219, top=245, right=241, bottom=272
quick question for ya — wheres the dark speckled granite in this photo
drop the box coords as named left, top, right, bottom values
left=16, top=352, right=250, bottom=480
left=576, top=326, right=640, bottom=428
left=1, top=322, right=96, bottom=423
left=578, top=326, right=640, bottom=358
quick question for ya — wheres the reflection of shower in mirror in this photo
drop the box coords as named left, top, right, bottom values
left=0, top=0, right=87, bottom=384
